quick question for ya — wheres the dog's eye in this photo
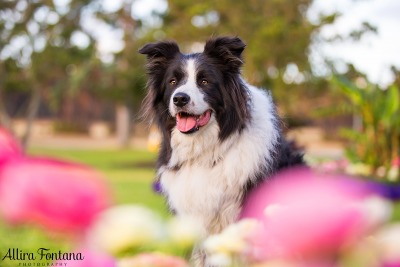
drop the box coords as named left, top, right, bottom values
left=201, top=79, right=208, bottom=85
left=169, top=79, right=177, bottom=85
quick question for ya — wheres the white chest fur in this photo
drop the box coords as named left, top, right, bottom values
left=159, top=85, right=279, bottom=234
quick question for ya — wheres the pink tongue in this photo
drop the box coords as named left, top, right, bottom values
left=176, top=115, right=197, bottom=132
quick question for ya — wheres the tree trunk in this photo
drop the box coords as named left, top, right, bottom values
left=21, top=86, right=41, bottom=150
left=116, top=104, right=131, bottom=148
left=0, top=86, right=13, bottom=132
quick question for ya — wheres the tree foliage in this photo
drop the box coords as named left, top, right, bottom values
left=0, top=0, right=147, bottom=147
left=160, top=0, right=329, bottom=119
left=0, top=0, right=97, bottom=146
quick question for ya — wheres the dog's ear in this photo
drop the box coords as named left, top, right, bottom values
left=139, top=41, right=180, bottom=61
left=139, top=41, right=180, bottom=78
left=139, top=41, right=180, bottom=126
left=203, top=36, right=246, bottom=70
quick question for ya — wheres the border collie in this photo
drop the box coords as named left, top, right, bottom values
left=139, top=36, right=303, bottom=237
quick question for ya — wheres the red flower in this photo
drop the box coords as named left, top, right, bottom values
left=0, top=157, right=110, bottom=232
left=393, top=158, right=400, bottom=167
left=118, top=253, right=189, bottom=267
left=56, top=249, right=116, bottom=267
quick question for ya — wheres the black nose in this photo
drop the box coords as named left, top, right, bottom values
left=173, top=92, right=190, bottom=107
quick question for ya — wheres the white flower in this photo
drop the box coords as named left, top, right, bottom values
left=362, top=196, right=392, bottom=228
left=87, top=205, right=164, bottom=255
left=203, top=219, right=259, bottom=255
left=167, top=216, right=204, bottom=248
left=204, top=232, right=247, bottom=255
left=345, top=163, right=372, bottom=177
left=206, top=253, right=232, bottom=267
left=388, top=166, right=399, bottom=182
left=375, top=223, right=400, bottom=262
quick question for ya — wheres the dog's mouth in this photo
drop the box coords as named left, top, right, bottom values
left=176, top=110, right=212, bottom=134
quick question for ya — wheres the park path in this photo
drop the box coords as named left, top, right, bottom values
left=29, top=126, right=344, bottom=160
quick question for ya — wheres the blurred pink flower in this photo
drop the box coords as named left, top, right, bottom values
left=118, top=253, right=189, bottom=267
left=318, top=159, right=348, bottom=174
left=382, top=262, right=400, bottom=267
left=56, top=249, right=116, bottom=267
left=0, top=157, right=110, bottom=232
left=241, top=168, right=383, bottom=262
left=393, top=158, right=400, bottom=167
left=0, top=127, right=23, bottom=165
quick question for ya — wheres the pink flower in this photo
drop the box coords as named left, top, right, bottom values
left=382, top=262, right=400, bottom=267
left=0, top=157, right=110, bottom=232
left=118, top=253, right=189, bottom=267
left=393, top=158, right=400, bottom=167
left=0, top=127, right=23, bottom=165
left=56, top=249, right=116, bottom=267
left=318, top=159, right=348, bottom=174
left=241, top=168, right=384, bottom=261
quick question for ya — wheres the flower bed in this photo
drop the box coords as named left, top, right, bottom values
left=1, top=127, right=400, bottom=267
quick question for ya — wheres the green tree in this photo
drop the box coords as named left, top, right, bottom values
left=64, top=0, right=149, bottom=146
left=0, top=0, right=96, bottom=148
left=159, top=0, right=334, bottom=121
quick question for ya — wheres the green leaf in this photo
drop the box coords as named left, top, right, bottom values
left=333, top=76, right=363, bottom=107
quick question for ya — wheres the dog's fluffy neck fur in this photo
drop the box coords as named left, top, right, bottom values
left=159, top=82, right=280, bottom=234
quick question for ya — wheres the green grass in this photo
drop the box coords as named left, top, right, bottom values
left=28, top=148, right=169, bottom=215
left=393, top=202, right=400, bottom=221
left=0, top=148, right=169, bottom=267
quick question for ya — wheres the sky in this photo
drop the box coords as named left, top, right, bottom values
left=108, top=0, right=400, bottom=87
left=308, top=0, right=400, bottom=86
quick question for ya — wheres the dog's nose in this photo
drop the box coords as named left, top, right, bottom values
left=173, top=92, right=190, bottom=107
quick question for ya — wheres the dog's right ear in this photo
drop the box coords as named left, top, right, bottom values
left=139, top=41, right=180, bottom=61
left=139, top=41, right=181, bottom=122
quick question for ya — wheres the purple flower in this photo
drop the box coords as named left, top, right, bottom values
left=152, top=180, right=163, bottom=194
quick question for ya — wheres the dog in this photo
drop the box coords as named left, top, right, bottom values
left=139, top=36, right=303, bottom=239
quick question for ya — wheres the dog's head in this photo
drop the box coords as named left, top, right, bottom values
left=139, top=36, right=250, bottom=140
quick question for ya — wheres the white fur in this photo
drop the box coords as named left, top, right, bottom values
left=160, top=82, right=280, bottom=235
left=169, top=59, right=210, bottom=116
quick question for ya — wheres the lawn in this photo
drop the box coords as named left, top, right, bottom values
left=27, top=148, right=169, bottom=216
left=0, top=148, right=168, bottom=266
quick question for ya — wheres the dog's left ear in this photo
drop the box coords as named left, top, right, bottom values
left=203, top=36, right=246, bottom=70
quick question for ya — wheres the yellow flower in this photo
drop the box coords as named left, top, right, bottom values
left=87, top=205, right=164, bottom=255
left=167, top=216, right=204, bottom=248
left=345, top=163, right=372, bottom=176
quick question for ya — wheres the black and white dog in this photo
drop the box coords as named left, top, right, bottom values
left=139, top=36, right=303, bottom=236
